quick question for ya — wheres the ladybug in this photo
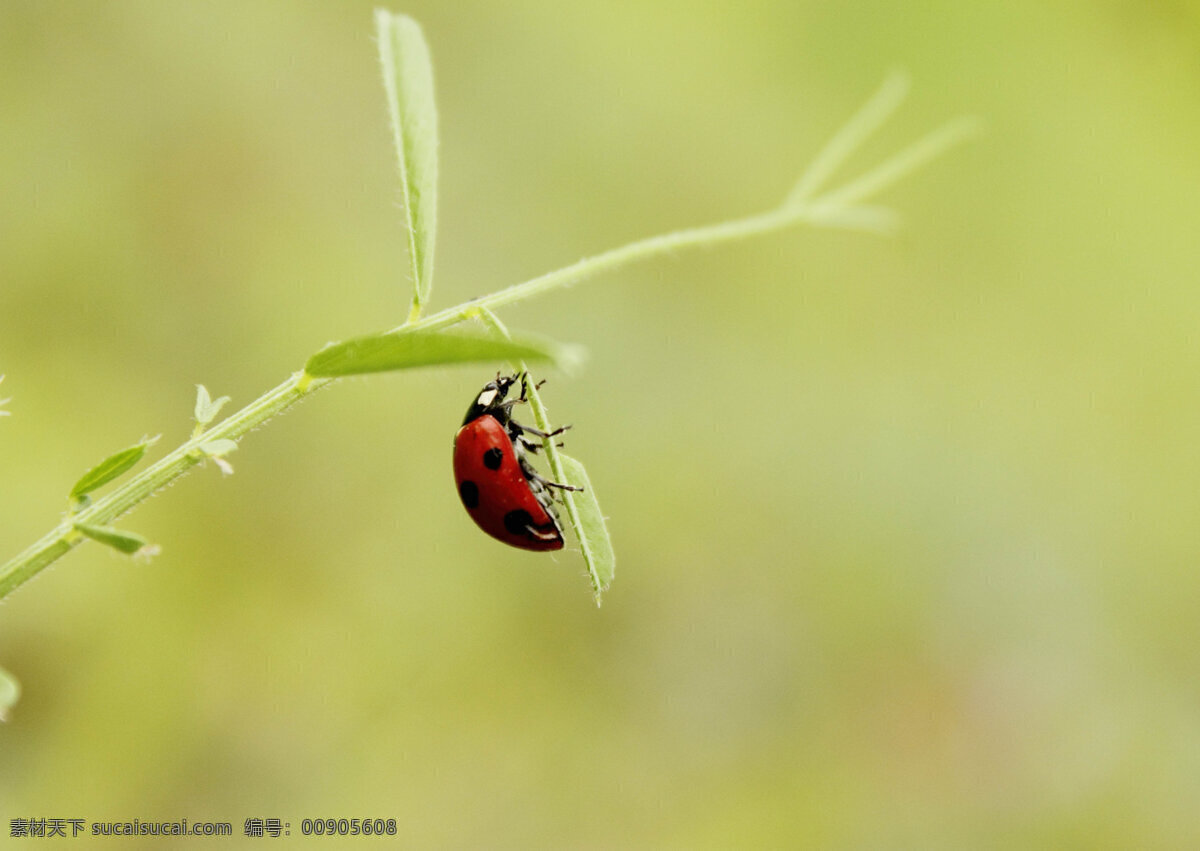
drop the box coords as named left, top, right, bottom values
left=453, top=374, right=581, bottom=551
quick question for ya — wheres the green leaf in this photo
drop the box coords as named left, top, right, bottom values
left=194, top=384, right=232, bottom=428
left=558, top=453, right=615, bottom=605
left=376, top=10, right=439, bottom=318
left=305, top=327, right=581, bottom=378
left=0, top=664, right=19, bottom=722
left=73, top=522, right=151, bottom=556
left=69, top=436, right=160, bottom=503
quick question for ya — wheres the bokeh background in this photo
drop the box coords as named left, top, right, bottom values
left=3, top=1, right=1200, bottom=846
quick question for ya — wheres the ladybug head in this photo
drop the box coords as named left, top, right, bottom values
left=462, top=373, right=520, bottom=425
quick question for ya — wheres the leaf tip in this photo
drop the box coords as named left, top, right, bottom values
left=554, top=343, right=589, bottom=376
left=73, top=522, right=152, bottom=556
left=134, top=543, right=163, bottom=563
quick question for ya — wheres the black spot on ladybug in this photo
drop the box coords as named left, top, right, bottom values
left=503, top=509, right=533, bottom=535
left=482, top=447, right=504, bottom=470
left=459, top=480, right=479, bottom=509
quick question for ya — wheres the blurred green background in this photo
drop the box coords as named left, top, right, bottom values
left=3, top=1, right=1200, bottom=846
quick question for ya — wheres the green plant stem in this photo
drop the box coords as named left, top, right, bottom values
left=0, top=201, right=902, bottom=601
left=0, top=373, right=321, bottom=599
left=398, top=200, right=885, bottom=336
left=0, top=113, right=974, bottom=600
left=4, top=205, right=807, bottom=599
left=398, top=112, right=982, bottom=339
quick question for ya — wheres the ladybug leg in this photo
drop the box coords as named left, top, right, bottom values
left=516, top=436, right=568, bottom=455
left=514, top=374, right=548, bottom=405
left=524, top=466, right=583, bottom=493
left=518, top=374, right=547, bottom=395
left=507, top=420, right=571, bottom=446
left=543, top=479, right=583, bottom=492
left=517, top=454, right=583, bottom=494
left=516, top=435, right=543, bottom=454
left=522, top=423, right=571, bottom=440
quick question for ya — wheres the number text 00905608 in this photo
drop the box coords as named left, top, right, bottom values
left=299, top=818, right=398, bottom=836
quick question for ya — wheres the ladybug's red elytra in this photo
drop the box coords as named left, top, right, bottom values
left=453, top=374, right=581, bottom=551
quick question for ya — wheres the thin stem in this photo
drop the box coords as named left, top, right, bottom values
left=0, top=373, right=323, bottom=599
left=399, top=201, right=887, bottom=337
left=0, top=105, right=974, bottom=601
left=0, top=203, right=842, bottom=601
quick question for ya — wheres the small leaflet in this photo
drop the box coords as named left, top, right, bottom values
left=73, top=522, right=153, bottom=556
left=69, top=436, right=160, bottom=503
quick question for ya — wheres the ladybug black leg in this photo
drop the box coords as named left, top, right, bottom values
left=518, top=435, right=567, bottom=452
left=511, top=425, right=570, bottom=455
left=516, top=375, right=548, bottom=403
left=524, top=466, right=583, bottom=493
left=508, top=419, right=571, bottom=443
left=517, top=435, right=543, bottom=454
left=543, top=480, right=583, bottom=492
left=518, top=455, right=584, bottom=494
left=523, top=423, right=571, bottom=440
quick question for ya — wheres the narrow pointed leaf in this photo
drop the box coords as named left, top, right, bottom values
left=73, top=522, right=151, bottom=555
left=376, top=10, right=439, bottom=315
left=0, top=664, right=19, bottom=722
left=69, top=436, right=160, bottom=502
left=305, top=328, right=580, bottom=378
left=558, top=453, right=615, bottom=604
left=810, top=116, right=983, bottom=211
left=194, top=384, right=232, bottom=427
left=785, top=71, right=910, bottom=206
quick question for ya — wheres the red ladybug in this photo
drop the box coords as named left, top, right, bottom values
left=453, top=374, right=580, bottom=551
